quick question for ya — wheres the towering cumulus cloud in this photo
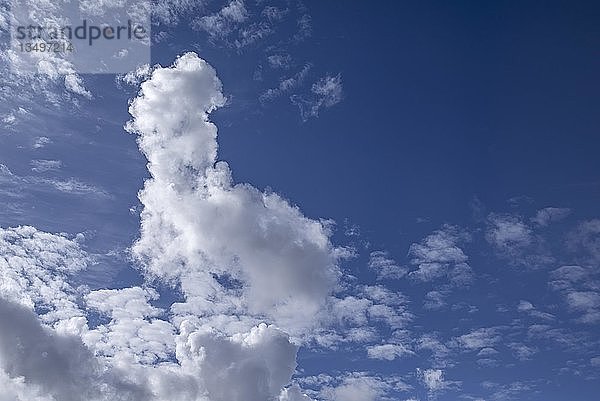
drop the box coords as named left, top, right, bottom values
left=127, top=52, right=342, bottom=334
left=0, top=53, right=331, bottom=400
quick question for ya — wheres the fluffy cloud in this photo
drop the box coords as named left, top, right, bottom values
left=531, top=207, right=571, bottom=226
left=549, top=265, right=600, bottom=323
left=290, top=74, right=343, bottom=121
left=318, top=373, right=408, bottom=401
left=408, top=225, right=473, bottom=286
left=454, top=328, right=501, bottom=351
left=0, top=298, right=148, bottom=401
left=486, top=213, right=553, bottom=268
left=0, top=225, right=89, bottom=324
left=367, top=343, right=414, bottom=361
left=486, top=213, right=533, bottom=251
left=127, top=52, right=343, bottom=335
left=567, top=219, right=600, bottom=265
left=1, top=53, right=328, bottom=401
left=417, top=368, right=459, bottom=394
left=368, top=250, right=407, bottom=280
left=176, top=322, right=299, bottom=401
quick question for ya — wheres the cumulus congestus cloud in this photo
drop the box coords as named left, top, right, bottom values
left=0, top=53, right=326, bottom=401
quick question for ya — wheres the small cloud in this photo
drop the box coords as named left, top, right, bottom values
left=417, top=368, right=460, bottom=394
left=260, top=63, right=312, bottom=103
left=531, top=207, right=571, bottom=226
left=368, top=250, right=407, bottom=280
left=267, top=53, right=292, bottom=69
left=33, top=136, right=52, bottom=149
left=291, top=73, right=343, bottom=121
left=367, top=343, right=414, bottom=361
left=30, top=159, right=62, bottom=173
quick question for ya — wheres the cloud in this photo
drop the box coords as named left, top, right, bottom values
left=367, top=343, right=414, bottom=361
left=417, top=334, right=453, bottom=369
left=531, top=207, right=571, bottom=226
left=291, top=73, right=343, bottom=121
left=30, top=160, right=62, bottom=173
left=0, top=225, right=90, bottom=325
left=126, top=53, right=345, bottom=336
left=486, top=213, right=533, bottom=253
left=423, top=290, right=448, bottom=310
left=193, top=0, right=249, bottom=39
left=176, top=322, right=300, bottom=401
left=455, top=328, right=501, bottom=351
left=486, top=213, right=553, bottom=268
left=516, top=300, right=555, bottom=321
left=84, top=287, right=176, bottom=364
left=368, top=250, right=407, bottom=280
left=319, top=373, right=408, bottom=401
left=260, top=63, right=312, bottom=103
left=0, top=298, right=148, bottom=401
left=0, top=163, right=110, bottom=198
left=267, top=54, right=293, bottom=69
left=549, top=265, right=600, bottom=323
left=417, top=368, right=459, bottom=394
left=408, top=225, right=473, bottom=286
left=567, top=219, right=600, bottom=265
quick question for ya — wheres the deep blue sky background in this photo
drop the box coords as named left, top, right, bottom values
left=1, top=1, right=600, bottom=400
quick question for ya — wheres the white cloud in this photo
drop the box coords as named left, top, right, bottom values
left=260, top=63, right=312, bottom=103
left=0, top=298, right=148, bottom=401
left=531, top=207, right=571, bottom=226
left=320, top=374, right=406, bottom=401
left=0, top=225, right=89, bottom=325
left=417, top=368, right=459, bottom=394
left=84, top=287, right=176, bottom=364
left=516, top=300, right=555, bottom=321
left=193, top=0, right=248, bottom=39
left=176, top=322, right=299, bottom=401
left=567, top=219, right=600, bottom=265
left=486, top=213, right=532, bottom=250
left=291, top=73, right=343, bottom=121
left=486, top=213, right=553, bottom=268
left=368, top=250, right=407, bottom=280
left=268, top=53, right=292, bottom=69
left=549, top=265, right=600, bottom=323
left=127, top=53, right=344, bottom=335
left=408, top=225, right=473, bottom=286
left=486, top=214, right=533, bottom=257
left=30, top=159, right=62, bottom=173
left=0, top=163, right=109, bottom=198
left=417, top=334, right=453, bottom=368
left=367, top=343, right=414, bottom=360
left=507, top=343, right=537, bottom=361
left=455, top=328, right=500, bottom=351
left=423, top=290, right=448, bottom=310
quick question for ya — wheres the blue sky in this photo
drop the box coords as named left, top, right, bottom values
left=0, top=1, right=599, bottom=400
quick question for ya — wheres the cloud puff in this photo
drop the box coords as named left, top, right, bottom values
left=486, top=213, right=553, bottom=268
left=454, top=328, right=501, bottom=351
left=0, top=225, right=89, bottom=324
left=176, top=322, right=299, bottom=401
left=549, top=265, right=600, bottom=323
left=291, top=74, right=343, bottom=121
left=408, top=225, right=472, bottom=286
left=127, top=52, right=343, bottom=335
left=417, top=368, right=459, bottom=394
left=0, top=298, right=148, bottom=401
left=531, top=207, right=571, bottom=227
left=368, top=250, right=407, bottom=280
left=318, top=373, right=408, bottom=401
left=367, top=343, right=414, bottom=361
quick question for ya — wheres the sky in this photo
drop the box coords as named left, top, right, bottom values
left=0, top=1, right=599, bottom=400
